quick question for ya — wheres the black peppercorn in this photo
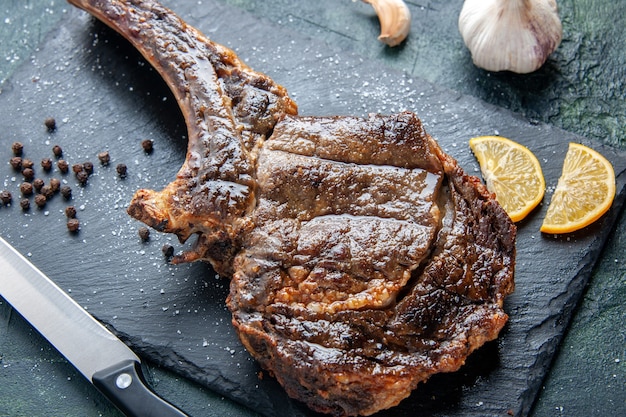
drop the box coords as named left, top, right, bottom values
left=0, top=190, right=12, bottom=205
left=20, top=198, right=30, bottom=211
left=11, top=142, right=23, bottom=156
left=72, top=163, right=84, bottom=174
left=141, top=139, right=154, bottom=153
left=60, top=185, right=72, bottom=200
left=138, top=227, right=150, bottom=241
left=57, top=159, right=69, bottom=173
left=49, top=178, right=61, bottom=193
left=67, top=218, right=80, bottom=233
left=32, top=178, right=45, bottom=191
left=22, top=159, right=34, bottom=169
left=76, top=170, right=89, bottom=186
left=40, top=185, right=54, bottom=200
left=65, top=205, right=77, bottom=218
left=116, top=163, right=127, bottom=178
left=98, top=151, right=110, bottom=166
left=41, top=158, right=53, bottom=172
left=162, top=244, right=174, bottom=258
left=83, top=161, right=94, bottom=175
left=10, top=156, right=22, bottom=170
left=22, top=168, right=35, bottom=181
left=34, top=194, right=46, bottom=208
left=52, top=145, right=63, bottom=158
left=20, top=182, right=33, bottom=196
left=44, top=117, right=56, bottom=132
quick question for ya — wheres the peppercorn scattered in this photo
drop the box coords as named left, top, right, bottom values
left=20, top=182, right=33, bottom=196
left=76, top=170, right=89, bottom=186
left=0, top=190, right=12, bottom=205
left=65, top=205, right=77, bottom=218
left=20, top=199, right=30, bottom=211
left=141, top=139, right=154, bottom=153
left=21, top=159, right=34, bottom=169
left=22, top=168, right=35, bottom=181
left=83, top=161, right=94, bottom=175
left=44, top=117, right=56, bottom=132
left=41, top=157, right=53, bottom=172
left=116, top=163, right=127, bottom=178
left=162, top=244, right=174, bottom=258
left=52, top=145, right=63, bottom=158
left=138, top=227, right=150, bottom=241
left=33, top=178, right=45, bottom=191
left=10, top=156, right=22, bottom=170
left=40, top=185, right=54, bottom=200
left=49, top=178, right=61, bottom=193
left=60, top=185, right=72, bottom=200
left=67, top=218, right=80, bottom=233
left=57, top=159, right=69, bottom=173
left=11, top=142, right=23, bottom=156
left=98, top=151, right=110, bottom=166
left=72, top=163, right=84, bottom=174
left=34, top=194, right=46, bottom=208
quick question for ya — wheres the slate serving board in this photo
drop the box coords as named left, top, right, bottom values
left=0, top=1, right=625, bottom=416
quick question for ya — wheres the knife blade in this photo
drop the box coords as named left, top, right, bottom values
left=0, top=236, right=188, bottom=417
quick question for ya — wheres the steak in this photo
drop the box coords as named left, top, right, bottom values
left=229, top=113, right=515, bottom=416
left=68, top=1, right=516, bottom=416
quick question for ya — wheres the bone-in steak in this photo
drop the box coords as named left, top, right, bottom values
left=68, top=1, right=516, bottom=416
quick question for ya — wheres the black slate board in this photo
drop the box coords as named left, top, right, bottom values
left=1, top=1, right=625, bottom=416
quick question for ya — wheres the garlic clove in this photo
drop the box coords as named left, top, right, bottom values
left=458, top=0, right=563, bottom=73
left=363, top=0, right=411, bottom=47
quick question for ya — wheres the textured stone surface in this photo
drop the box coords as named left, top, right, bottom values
left=0, top=1, right=624, bottom=416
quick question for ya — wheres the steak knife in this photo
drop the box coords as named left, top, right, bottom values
left=0, top=236, right=188, bottom=417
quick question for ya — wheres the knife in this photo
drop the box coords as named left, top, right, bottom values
left=0, top=236, right=188, bottom=417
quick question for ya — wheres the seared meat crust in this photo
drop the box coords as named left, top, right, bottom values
left=228, top=113, right=515, bottom=416
left=68, top=1, right=516, bottom=416
left=71, top=0, right=297, bottom=275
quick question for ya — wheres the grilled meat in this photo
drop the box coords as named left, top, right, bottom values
left=229, top=112, right=515, bottom=415
left=67, top=1, right=516, bottom=416
left=71, top=0, right=297, bottom=275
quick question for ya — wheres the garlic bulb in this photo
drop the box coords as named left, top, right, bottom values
left=363, top=0, right=411, bottom=47
left=458, top=0, right=562, bottom=73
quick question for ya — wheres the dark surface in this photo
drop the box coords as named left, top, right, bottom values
left=0, top=1, right=624, bottom=417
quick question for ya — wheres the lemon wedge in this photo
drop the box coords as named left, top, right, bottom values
left=469, top=135, right=545, bottom=223
left=540, top=143, right=615, bottom=234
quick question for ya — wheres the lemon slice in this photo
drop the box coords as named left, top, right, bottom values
left=469, top=135, right=545, bottom=222
left=540, top=143, right=615, bottom=234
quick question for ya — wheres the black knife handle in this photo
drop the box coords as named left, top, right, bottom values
left=92, top=359, right=188, bottom=417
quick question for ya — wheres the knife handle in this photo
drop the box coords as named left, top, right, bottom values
left=92, top=359, right=188, bottom=417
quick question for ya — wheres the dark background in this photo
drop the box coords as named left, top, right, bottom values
left=1, top=1, right=624, bottom=416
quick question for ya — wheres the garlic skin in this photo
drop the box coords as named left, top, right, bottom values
left=363, top=0, right=411, bottom=47
left=458, top=0, right=563, bottom=73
